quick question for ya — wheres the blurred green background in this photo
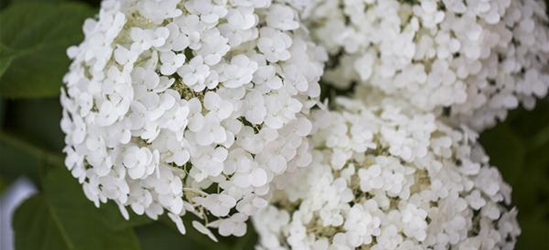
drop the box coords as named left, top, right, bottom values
left=0, top=0, right=548, bottom=249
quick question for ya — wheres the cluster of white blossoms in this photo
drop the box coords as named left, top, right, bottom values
left=253, top=98, right=521, bottom=250
left=60, top=0, right=325, bottom=237
left=60, top=0, right=529, bottom=245
left=300, top=0, right=549, bottom=130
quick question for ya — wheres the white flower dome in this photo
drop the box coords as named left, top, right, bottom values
left=253, top=98, right=521, bottom=249
left=60, top=0, right=326, bottom=237
left=301, top=0, right=549, bottom=130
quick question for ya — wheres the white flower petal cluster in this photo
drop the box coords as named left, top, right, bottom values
left=303, top=0, right=549, bottom=130
left=253, top=99, right=520, bottom=250
left=61, top=0, right=325, bottom=236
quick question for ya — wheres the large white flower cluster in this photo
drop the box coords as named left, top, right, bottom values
left=60, top=0, right=325, bottom=237
left=302, top=0, right=549, bottom=130
left=253, top=99, right=520, bottom=250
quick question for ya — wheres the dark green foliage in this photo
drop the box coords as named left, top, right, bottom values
left=481, top=98, right=549, bottom=250
left=13, top=168, right=142, bottom=250
left=0, top=2, right=94, bottom=98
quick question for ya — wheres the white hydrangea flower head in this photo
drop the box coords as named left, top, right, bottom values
left=253, top=98, right=521, bottom=250
left=60, top=0, right=326, bottom=237
left=302, top=0, right=549, bottom=130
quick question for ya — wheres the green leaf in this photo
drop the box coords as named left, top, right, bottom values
left=0, top=97, right=4, bottom=127
left=137, top=222, right=208, bottom=250
left=481, top=96, right=549, bottom=250
left=0, top=44, right=15, bottom=76
left=0, top=131, right=57, bottom=181
left=480, top=124, right=525, bottom=184
left=0, top=2, right=94, bottom=98
left=0, top=98, right=69, bottom=180
left=0, top=176, right=7, bottom=193
left=100, top=202, right=153, bottom=231
left=0, top=142, right=41, bottom=180
left=516, top=211, right=549, bottom=250
left=13, top=168, right=142, bottom=250
left=136, top=217, right=257, bottom=250
left=13, top=196, right=71, bottom=250
left=11, top=0, right=66, bottom=3
left=4, top=98, right=65, bottom=151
